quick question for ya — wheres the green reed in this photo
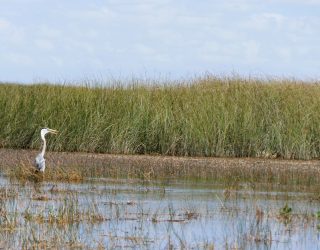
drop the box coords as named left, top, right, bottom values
left=1, top=76, right=320, bottom=159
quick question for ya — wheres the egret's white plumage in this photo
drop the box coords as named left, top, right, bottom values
left=35, top=128, right=58, bottom=172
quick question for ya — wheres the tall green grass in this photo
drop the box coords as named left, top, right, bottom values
left=1, top=76, right=320, bottom=159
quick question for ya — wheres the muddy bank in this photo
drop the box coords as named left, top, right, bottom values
left=1, top=148, right=320, bottom=184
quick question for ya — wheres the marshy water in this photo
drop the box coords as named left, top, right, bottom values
left=1, top=169, right=320, bottom=249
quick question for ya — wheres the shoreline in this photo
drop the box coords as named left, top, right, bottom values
left=1, top=147, right=319, bottom=170
left=1, top=148, right=320, bottom=184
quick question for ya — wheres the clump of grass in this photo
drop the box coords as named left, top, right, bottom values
left=280, top=203, right=292, bottom=216
left=24, top=196, right=104, bottom=225
left=279, top=203, right=292, bottom=223
left=48, top=199, right=103, bottom=225
left=0, top=187, right=18, bottom=199
left=1, top=75, right=320, bottom=159
left=32, top=195, right=50, bottom=201
left=184, top=210, right=199, bottom=220
left=46, top=167, right=83, bottom=182
left=7, top=163, right=41, bottom=182
left=0, top=198, right=19, bottom=231
left=7, top=164, right=83, bottom=183
left=316, top=211, right=320, bottom=230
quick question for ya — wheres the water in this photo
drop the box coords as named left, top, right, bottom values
left=0, top=175, right=320, bottom=249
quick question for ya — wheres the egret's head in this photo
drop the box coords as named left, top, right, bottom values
left=41, top=128, right=58, bottom=139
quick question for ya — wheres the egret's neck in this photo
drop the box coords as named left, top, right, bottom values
left=41, top=136, right=47, bottom=157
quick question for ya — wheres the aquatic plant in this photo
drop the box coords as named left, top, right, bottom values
left=279, top=203, right=293, bottom=224
left=280, top=203, right=292, bottom=216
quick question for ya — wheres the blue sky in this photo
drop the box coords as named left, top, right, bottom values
left=0, top=0, right=319, bottom=83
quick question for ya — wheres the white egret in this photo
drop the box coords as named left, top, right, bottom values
left=35, top=128, right=58, bottom=172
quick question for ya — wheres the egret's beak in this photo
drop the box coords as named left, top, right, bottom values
left=48, top=129, right=58, bottom=135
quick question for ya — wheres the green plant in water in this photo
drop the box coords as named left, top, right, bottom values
left=280, top=203, right=292, bottom=216
left=315, top=211, right=320, bottom=230
left=279, top=203, right=292, bottom=225
left=316, top=211, right=320, bottom=219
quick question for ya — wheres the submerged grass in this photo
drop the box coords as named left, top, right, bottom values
left=1, top=76, right=320, bottom=159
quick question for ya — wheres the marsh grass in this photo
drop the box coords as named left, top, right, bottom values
left=2, top=187, right=105, bottom=249
left=0, top=198, right=19, bottom=231
left=29, top=197, right=104, bottom=225
left=1, top=76, right=320, bottom=159
left=0, top=186, right=18, bottom=199
left=7, top=163, right=83, bottom=183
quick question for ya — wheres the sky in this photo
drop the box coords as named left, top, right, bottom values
left=0, top=0, right=320, bottom=83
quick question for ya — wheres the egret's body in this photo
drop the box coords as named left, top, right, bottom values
left=35, top=128, right=58, bottom=172
left=35, top=153, right=46, bottom=172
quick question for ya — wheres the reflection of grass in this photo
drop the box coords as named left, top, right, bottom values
left=1, top=76, right=320, bottom=159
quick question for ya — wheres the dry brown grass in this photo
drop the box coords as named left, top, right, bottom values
left=6, top=162, right=83, bottom=183
left=31, top=195, right=50, bottom=201
left=1, top=149, right=320, bottom=187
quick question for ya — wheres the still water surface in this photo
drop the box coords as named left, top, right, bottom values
left=0, top=175, right=320, bottom=249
